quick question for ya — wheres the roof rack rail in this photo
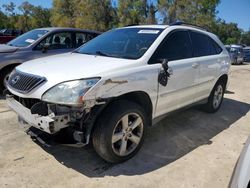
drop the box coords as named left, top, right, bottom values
left=125, top=24, right=138, bottom=27
left=170, top=21, right=207, bottom=31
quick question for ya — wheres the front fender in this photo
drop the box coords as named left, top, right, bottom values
left=84, top=64, right=161, bottom=114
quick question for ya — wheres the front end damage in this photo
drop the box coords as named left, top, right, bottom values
left=6, top=93, right=106, bottom=145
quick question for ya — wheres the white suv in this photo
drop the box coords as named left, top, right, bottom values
left=6, top=23, right=230, bottom=163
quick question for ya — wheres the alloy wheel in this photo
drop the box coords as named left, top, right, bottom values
left=213, top=84, right=223, bottom=109
left=111, top=113, right=143, bottom=157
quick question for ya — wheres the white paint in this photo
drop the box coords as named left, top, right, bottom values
left=7, top=25, right=231, bottom=120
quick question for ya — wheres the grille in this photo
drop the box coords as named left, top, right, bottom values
left=7, top=69, right=46, bottom=93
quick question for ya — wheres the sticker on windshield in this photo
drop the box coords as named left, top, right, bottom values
left=25, top=39, right=35, bottom=44
left=138, top=30, right=160, bottom=34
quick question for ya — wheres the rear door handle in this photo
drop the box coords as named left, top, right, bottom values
left=192, top=63, right=199, bottom=68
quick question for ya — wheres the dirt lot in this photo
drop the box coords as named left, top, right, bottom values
left=0, top=64, right=250, bottom=188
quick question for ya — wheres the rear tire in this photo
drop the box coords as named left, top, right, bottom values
left=203, top=81, right=225, bottom=113
left=92, top=100, right=148, bottom=163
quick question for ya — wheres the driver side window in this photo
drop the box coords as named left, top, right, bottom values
left=36, top=32, right=73, bottom=50
left=149, top=30, right=192, bottom=63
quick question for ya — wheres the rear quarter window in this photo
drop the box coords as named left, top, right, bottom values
left=190, top=31, right=222, bottom=57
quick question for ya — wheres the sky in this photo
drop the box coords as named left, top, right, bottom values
left=0, top=0, right=249, bottom=31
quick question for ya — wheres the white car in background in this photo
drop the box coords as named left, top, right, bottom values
left=5, top=22, right=230, bottom=163
left=229, top=136, right=250, bottom=188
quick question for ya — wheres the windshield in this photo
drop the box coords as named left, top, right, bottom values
left=7, top=29, right=48, bottom=47
left=76, top=28, right=163, bottom=59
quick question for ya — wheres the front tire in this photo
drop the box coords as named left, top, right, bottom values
left=92, top=100, right=148, bottom=163
left=203, top=81, right=225, bottom=113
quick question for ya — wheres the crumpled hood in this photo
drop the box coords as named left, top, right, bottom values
left=0, top=44, right=19, bottom=53
left=16, top=53, right=138, bottom=84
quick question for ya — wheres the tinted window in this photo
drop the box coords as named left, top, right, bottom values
left=150, top=30, right=192, bottom=62
left=76, top=28, right=163, bottom=60
left=191, top=31, right=221, bottom=57
left=211, top=39, right=222, bottom=54
left=75, top=33, right=96, bottom=48
left=36, top=32, right=73, bottom=50
left=75, top=33, right=86, bottom=48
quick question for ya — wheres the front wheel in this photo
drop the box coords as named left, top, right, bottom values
left=203, top=81, right=225, bottom=113
left=92, top=100, right=148, bottom=163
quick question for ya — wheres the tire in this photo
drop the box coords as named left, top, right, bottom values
left=203, top=80, right=225, bottom=113
left=92, top=100, right=148, bottom=163
left=0, top=67, right=14, bottom=93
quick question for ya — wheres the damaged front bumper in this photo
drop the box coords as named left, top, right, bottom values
left=6, top=96, right=71, bottom=134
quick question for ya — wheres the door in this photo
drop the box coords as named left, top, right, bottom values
left=151, top=30, right=199, bottom=117
left=32, top=32, right=75, bottom=58
left=190, top=31, right=222, bottom=101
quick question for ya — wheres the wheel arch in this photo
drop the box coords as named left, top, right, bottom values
left=86, top=91, right=153, bottom=144
left=112, top=91, right=153, bottom=123
left=0, top=63, right=21, bottom=90
left=216, top=74, right=228, bottom=89
left=0, top=63, right=20, bottom=74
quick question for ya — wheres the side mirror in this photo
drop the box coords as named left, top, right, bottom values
left=158, top=58, right=172, bottom=87
left=42, top=44, right=49, bottom=53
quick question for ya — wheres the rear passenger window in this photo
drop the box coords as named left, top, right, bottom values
left=75, top=33, right=87, bottom=48
left=190, top=31, right=221, bottom=57
left=152, top=30, right=192, bottom=62
left=75, top=33, right=96, bottom=48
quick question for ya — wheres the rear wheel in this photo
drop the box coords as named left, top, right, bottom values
left=92, top=100, right=148, bottom=163
left=203, top=81, right=225, bottom=113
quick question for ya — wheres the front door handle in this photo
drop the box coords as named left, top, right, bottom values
left=192, top=63, right=199, bottom=68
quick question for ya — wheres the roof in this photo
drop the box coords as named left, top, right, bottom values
left=124, top=25, right=169, bottom=29
left=122, top=24, right=212, bottom=35
left=35, top=27, right=102, bottom=34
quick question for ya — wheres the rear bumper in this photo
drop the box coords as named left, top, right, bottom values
left=237, top=57, right=244, bottom=64
left=6, top=96, right=70, bottom=134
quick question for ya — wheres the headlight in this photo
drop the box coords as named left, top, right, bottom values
left=42, top=78, right=100, bottom=105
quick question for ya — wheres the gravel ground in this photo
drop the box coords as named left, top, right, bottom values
left=0, top=64, right=250, bottom=188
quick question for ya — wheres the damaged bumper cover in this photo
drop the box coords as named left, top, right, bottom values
left=6, top=96, right=71, bottom=134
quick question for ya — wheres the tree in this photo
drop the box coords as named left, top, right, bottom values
left=75, top=0, right=117, bottom=31
left=0, top=9, right=8, bottom=28
left=30, top=6, right=51, bottom=28
left=158, top=0, right=177, bottom=23
left=158, top=0, right=220, bottom=29
left=241, top=30, right=250, bottom=46
left=18, top=1, right=34, bottom=30
left=2, top=2, right=16, bottom=16
left=212, top=19, right=242, bottom=44
left=50, top=0, right=76, bottom=27
left=2, top=2, right=17, bottom=28
left=117, top=0, right=148, bottom=26
left=146, top=3, right=157, bottom=24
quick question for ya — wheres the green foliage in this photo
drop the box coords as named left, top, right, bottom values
left=1, top=1, right=51, bottom=31
left=0, top=0, right=248, bottom=46
left=241, top=31, right=250, bottom=46
left=158, top=0, right=220, bottom=28
left=117, top=0, right=148, bottom=26
left=0, top=10, right=8, bottom=28
left=74, top=0, right=117, bottom=31
left=211, top=19, right=242, bottom=44
left=50, top=0, right=76, bottom=27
